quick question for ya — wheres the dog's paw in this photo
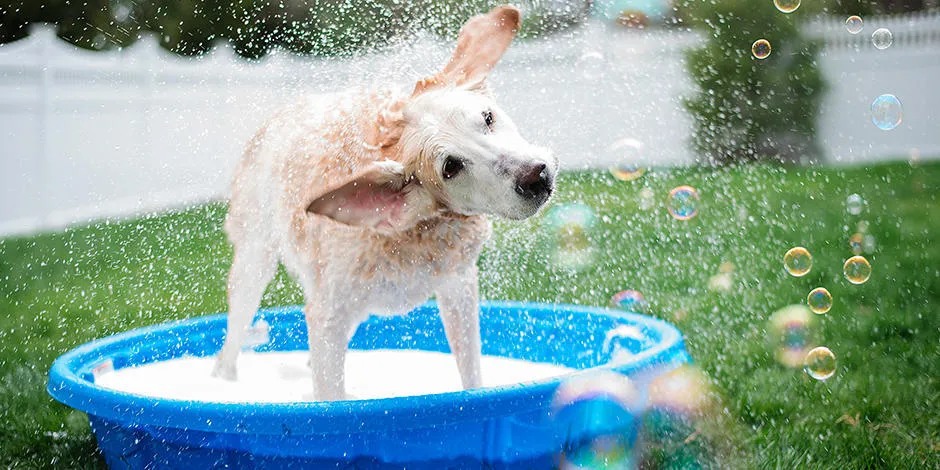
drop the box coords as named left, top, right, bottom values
left=211, top=360, right=238, bottom=381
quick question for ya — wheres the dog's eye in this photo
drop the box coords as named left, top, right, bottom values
left=482, top=110, right=494, bottom=130
left=442, top=157, right=464, bottom=180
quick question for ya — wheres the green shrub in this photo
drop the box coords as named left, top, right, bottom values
left=679, top=0, right=826, bottom=164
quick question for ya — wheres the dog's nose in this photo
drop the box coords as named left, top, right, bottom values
left=514, top=163, right=553, bottom=199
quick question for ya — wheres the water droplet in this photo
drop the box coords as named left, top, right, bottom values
left=845, top=15, right=863, bottom=34
left=804, top=346, right=837, bottom=380
left=843, top=256, right=871, bottom=284
left=846, top=193, right=865, bottom=215
left=751, top=39, right=772, bottom=59
left=667, top=186, right=699, bottom=220
left=774, top=0, right=801, bottom=13
left=783, top=247, right=812, bottom=277
left=807, top=288, right=832, bottom=314
left=872, top=28, right=893, bottom=49
left=871, top=94, right=902, bottom=130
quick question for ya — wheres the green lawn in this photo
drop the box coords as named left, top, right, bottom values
left=1, top=161, right=937, bottom=468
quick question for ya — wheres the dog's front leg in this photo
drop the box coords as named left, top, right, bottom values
left=304, top=303, right=351, bottom=401
left=436, top=266, right=482, bottom=389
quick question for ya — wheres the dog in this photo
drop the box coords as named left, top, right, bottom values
left=212, top=5, right=557, bottom=401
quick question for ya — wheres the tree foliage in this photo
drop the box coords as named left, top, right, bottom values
left=0, top=0, right=584, bottom=59
left=679, top=0, right=826, bottom=164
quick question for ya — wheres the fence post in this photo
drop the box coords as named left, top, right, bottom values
left=36, top=24, right=54, bottom=229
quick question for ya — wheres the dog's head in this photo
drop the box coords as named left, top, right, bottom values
left=307, top=5, right=556, bottom=233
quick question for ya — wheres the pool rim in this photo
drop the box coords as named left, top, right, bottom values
left=47, top=300, right=688, bottom=436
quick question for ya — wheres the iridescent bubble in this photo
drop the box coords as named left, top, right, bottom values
left=544, top=203, right=596, bottom=271
left=578, top=51, right=606, bottom=80
left=807, top=287, right=832, bottom=314
left=647, top=365, right=713, bottom=416
left=553, top=372, right=641, bottom=470
left=804, top=346, right=837, bottom=380
left=872, top=28, right=893, bottom=49
left=609, top=165, right=645, bottom=182
left=608, top=138, right=646, bottom=182
left=643, top=365, right=717, bottom=468
left=708, top=262, right=734, bottom=293
left=752, top=39, right=772, bottom=59
left=610, top=290, right=648, bottom=313
left=843, top=256, right=872, bottom=284
left=783, top=247, right=812, bottom=277
left=857, top=220, right=870, bottom=233
left=561, top=435, right=635, bottom=470
left=667, top=185, right=699, bottom=220
left=638, top=187, right=655, bottom=211
left=846, top=193, right=864, bottom=215
left=845, top=15, right=863, bottom=34
left=849, top=233, right=864, bottom=255
left=774, top=0, right=801, bottom=13
left=768, top=305, right=816, bottom=368
left=871, top=94, right=902, bottom=130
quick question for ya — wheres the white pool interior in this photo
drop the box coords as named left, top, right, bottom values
left=94, top=350, right=575, bottom=403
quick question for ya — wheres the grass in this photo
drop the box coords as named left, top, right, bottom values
left=1, top=161, right=938, bottom=468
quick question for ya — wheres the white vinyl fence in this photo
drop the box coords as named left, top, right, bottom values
left=1, top=13, right=938, bottom=236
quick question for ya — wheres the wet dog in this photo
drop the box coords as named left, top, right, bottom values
left=213, top=5, right=556, bottom=400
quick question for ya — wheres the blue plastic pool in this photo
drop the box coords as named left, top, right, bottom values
left=48, top=301, right=690, bottom=469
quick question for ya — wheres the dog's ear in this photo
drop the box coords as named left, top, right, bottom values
left=306, top=160, right=433, bottom=232
left=413, top=5, right=520, bottom=96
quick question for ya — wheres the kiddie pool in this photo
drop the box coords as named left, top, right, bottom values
left=48, top=301, right=691, bottom=469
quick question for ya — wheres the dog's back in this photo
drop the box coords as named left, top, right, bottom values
left=225, top=87, right=491, bottom=302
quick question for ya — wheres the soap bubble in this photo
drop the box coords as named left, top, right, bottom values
left=843, top=256, right=872, bottom=284
left=642, top=365, right=717, bottom=468
left=667, top=185, right=699, bottom=220
left=638, top=187, right=655, bottom=210
left=807, top=288, right=832, bottom=314
left=608, top=138, right=646, bottom=182
left=872, top=28, right=893, bottom=49
left=845, top=15, right=863, bottom=34
left=553, top=372, right=641, bottom=470
left=863, top=234, right=876, bottom=253
left=769, top=305, right=816, bottom=368
left=783, top=247, right=812, bottom=277
left=804, top=346, right=837, bottom=380
left=647, top=365, right=712, bottom=417
left=774, top=0, right=801, bottom=13
left=871, top=94, right=902, bottom=130
left=561, top=435, right=635, bottom=470
left=707, top=262, right=734, bottom=293
left=751, top=39, right=772, bottom=59
left=849, top=233, right=864, bottom=255
left=579, top=51, right=606, bottom=80
left=544, top=203, right=596, bottom=271
left=610, top=290, right=648, bottom=313
left=846, top=193, right=864, bottom=215
left=610, top=165, right=646, bottom=182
